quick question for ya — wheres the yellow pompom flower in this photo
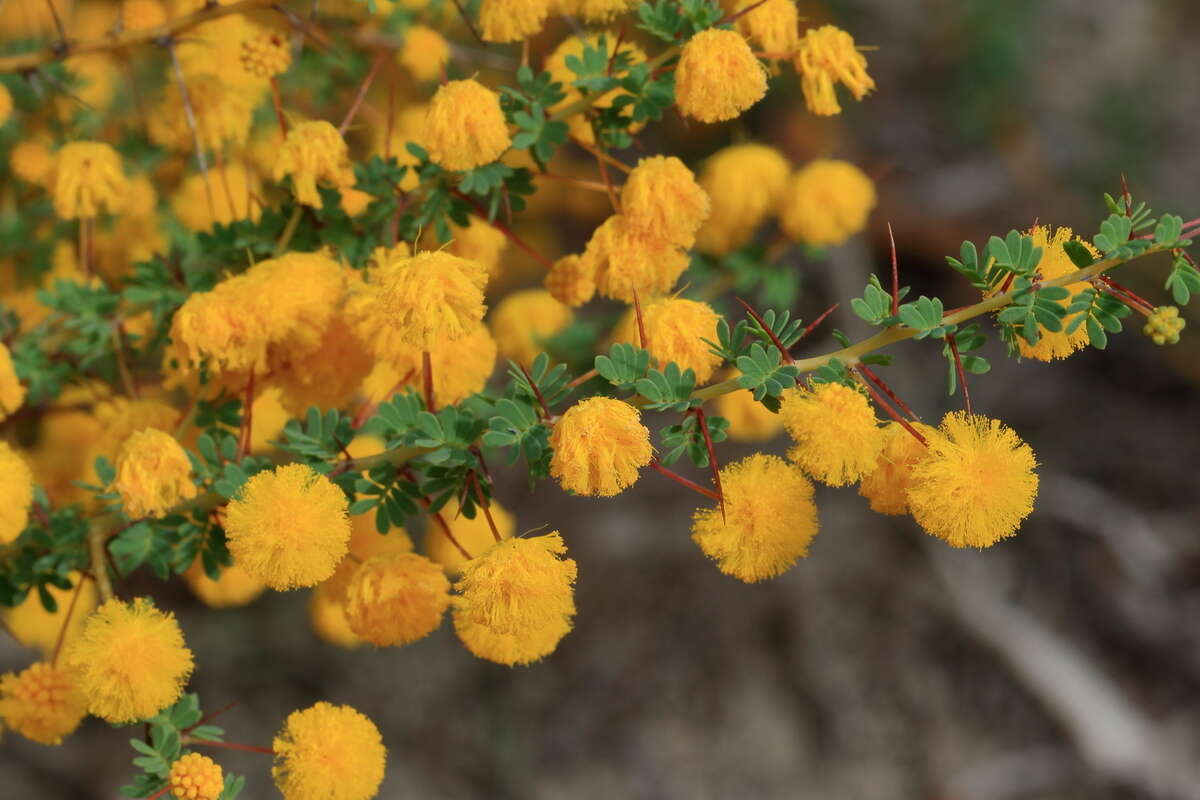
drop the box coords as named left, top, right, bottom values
left=452, top=532, right=577, bottom=665
left=569, top=0, right=637, bottom=22
left=611, top=297, right=723, bottom=384
left=422, top=79, right=511, bottom=171
left=780, top=382, right=883, bottom=486
left=426, top=500, right=515, bottom=575
left=272, top=702, right=386, bottom=800
left=0, top=83, right=12, bottom=125
left=490, top=289, right=573, bottom=367
left=64, top=597, right=194, bottom=723
left=171, top=165, right=261, bottom=232
left=550, top=397, right=652, bottom=496
left=692, top=454, right=818, bottom=582
left=241, top=28, right=292, bottom=78
left=184, top=561, right=266, bottom=608
left=987, top=226, right=1095, bottom=361
left=168, top=752, right=224, bottom=800
left=733, top=0, right=800, bottom=55
left=399, top=24, right=450, bottom=81
left=857, top=421, right=937, bottom=515
left=481, top=0, right=549, bottom=43
left=122, top=0, right=168, bottom=30
left=794, top=24, right=875, bottom=116
left=620, top=155, right=711, bottom=247
left=309, top=583, right=362, bottom=648
left=0, top=662, right=88, bottom=745
left=271, top=317, right=374, bottom=416
left=2, top=573, right=97, bottom=657
left=779, top=159, right=876, bottom=247
left=906, top=412, right=1039, bottom=548
left=225, top=464, right=351, bottom=590
left=355, top=321, right=497, bottom=408
left=273, top=120, right=356, bottom=208
left=148, top=75, right=253, bottom=153
left=581, top=214, right=690, bottom=302
left=378, top=250, right=489, bottom=351
left=344, top=552, right=450, bottom=646
left=544, top=254, right=596, bottom=307
left=0, top=441, right=33, bottom=543
left=322, top=513, right=415, bottom=603
left=10, top=138, right=56, bottom=186
left=696, top=143, right=790, bottom=255
left=714, top=385, right=784, bottom=442
left=112, top=429, right=197, bottom=518
left=53, top=141, right=128, bottom=219
left=675, top=29, right=767, bottom=123
left=0, top=341, right=26, bottom=420
left=1144, top=305, right=1185, bottom=345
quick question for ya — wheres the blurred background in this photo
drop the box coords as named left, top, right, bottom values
left=4, top=0, right=1200, bottom=798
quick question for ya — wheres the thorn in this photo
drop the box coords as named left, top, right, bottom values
left=946, top=337, right=972, bottom=416
left=735, top=296, right=793, bottom=363
left=887, top=221, right=900, bottom=317
left=633, top=289, right=649, bottom=352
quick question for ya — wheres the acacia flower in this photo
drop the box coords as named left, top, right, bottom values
left=620, top=155, right=712, bottom=247
left=714, top=383, right=785, bottom=442
left=733, top=0, right=801, bottom=56
left=544, top=33, right=648, bottom=144
left=696, top=144, right=790, bottom=255
left=692, top=454, right=818, bottom=582
left=780, top=382, right=883, bottom=486
left=480, top=0, right=550, bottom=43
left=309, top=583, right=362, bottom=649
left=793, top=24, right=875, bottom=116
left=399, top=25, right=450, bottom=81
left=112, top=429, right=197, bottom=518
left=445, top=217, right=508, bottom=274
left=168, top=752, right=224, bottom=800
left=422, top=79, right=511, bottom=171
left=0, top=83, right=11, bottom=125
left=675, top=29, right=767, bottom=123
left=570, top=0, right=637, bottom=22
left=544, top=254, right=596, bottom=307
left=64, top=597, right=194, bottom=723
left=452, top=532, right=577, bottom=665
left=490, top=289, right=573, bottom=367
left=171, top=164, right=261, bottom=232
left=378, top=250, right=489, bottom=351
left=241, top=28, right=292, bottom=78
left=0, top=441, right=33, bottom=543
left=122, top=0, right=167, bottom=30
left=907, top=412, right=1038, bottom=548
left=858, top=421, right=938, bottom=515
left=550, top=397, right=653, bottom=497
left=611, top=297, right=724, bottom=383
left=0, top=341, right=26, bottom=420
left=148, top=75, right=253, bottom=153
left=581, top=214, right=690, bottom=303
left=273, top=120, right=356, bottom=208
left=10, top=138, right=55, bottom=186
left=344, top=552, right=451, bottom=646
left=0, top=662, right=88, bottom=745
left=53, top=141, right=128, bottom=219
left=225, top=464, right=351, bottom=590
left=1145, top=306, right=1185, bottom=345
left=778, top=159, right=876, bottom=247
left=272, top=702, right=386, bottom=800
left=184, top=561, right=266, bottom=609
left=426, top=499, right=515, bottom=575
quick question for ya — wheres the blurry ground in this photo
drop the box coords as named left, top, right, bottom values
left=4, top=0, right=1200, bottom=798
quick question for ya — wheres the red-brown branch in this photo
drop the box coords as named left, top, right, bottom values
left=421, top=351, right=435, bottom=412
left=518, top=362, right=552, bottom=420
left=857, top=365, right=920, bottom=420
left=649, top=460, right=721, bottom=501
left=854, top=368, right=928, bottom=446
left=694, top=408, right=725, bottom=521
left=735, top=297, right=793, bottom=363
left=339, top=51, right=385, bottom=135
left=632, top=289, right=649, bottom=351
left=797, top=303, right=839, bottom=345
left=887, top=221, right=900, bottom=316
left=946, top=337, right=972, bottom=416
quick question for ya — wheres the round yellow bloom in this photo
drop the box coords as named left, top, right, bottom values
left=272, top=702, right=386, bottom=800
left=857, top=421, right=937, bottom=515
left=481, top=0, right=549, bottom=43
left=378, top=250, right=489, bottom=351
left=2, top=573, right=97, bottom=657
left=225, top=464, right=351, bottom=590
left=10, top=138, right=55, bottom=186
left=112, top=429, right=197, bottom=518
left=620, top=155, right=711, bottom=247
left=696, top=144, right=790, bottom=254
left=490, top=289, right=573, bottom=367
left=184, top=560, right=266, bottom=608
left=344, top=552, right=450, bottom=646
left=794, top=24, right=875, bottom=116
left=544, top=254, right=596, bottom=307
left=692, top=454, right=817, bottom=582
left=323, top=513, right=414, bottom=602
left=123, top=0, right=168, bottom=30
left=398, top=24, right=449, bottom=81
left=714, top=385, right=784, bottom=442
left=148, top=74, right=254, bottom=153
left=675, top=29, right=767, bottom=123
left=168, top=752, right=224, bottom=800
left=0, top=84, right=12, bottom=124
left=0, top=441, right=33, bottom=543
left=452, top=532, right=577, bottom=665
left=445, top=217, right=508, bottom=275
left=241, top=27, right=292, bottom=78
left=426, top=499, right=515, bottom=575
left=422, top=79, right=511, bottom=171
left=1145, top=305, right=1185, bottom=345
left=611, top=297, right=723, bottom=383
left=550, top=397, right=652, bottom=496
left=571, top=0, right=637, bottom=23
left=309, top=583, right=362, bottom=648
left=581, top=214, right=690, bottom=303
left=171, top=165, right=261, bottom=232
left=545, top=33, right=648, bottom=145
left=64, top=597, right=194, bottom=723
left=0, top=341, right=26, bottom=420
left=273, top=120, right=356, bottom=208
left=53, top=141, right=128, bottom=219
left=780, top=382, right=883, bottom=486
left=271, top=317, right=374, bottom=416
left=779, top=159, right=876, bottom=247
left=362, top=322, right=497, bottom=407
left=0, top=662, right=88, bottom=745
left=733, top=0, right=800, bottom=55
left=907, top=412, right=1039, bottom=548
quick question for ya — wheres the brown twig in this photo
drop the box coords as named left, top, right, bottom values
left=339, top=51, right=385, bottom=135
left=854, top=368, right=928, bottom=446
left=716, top=0, right=773, bottom=28
left=566, top=368, right=599, bottom=389
left=632, top=289, right=649, bottom=351
left=649, top=460, right=721, bottom=501
left=50, top=575, right=89, bottom=666
left=421, top=351, right=435, bottom=411
left=448, top=0, right=485, bottom=46
left=946, top=337, right=972, bottom=416
left=694, top=408, right=725, bottom=521
left=735, top=297, right=793, bottom=363
left=887, top=221, right=900, bottom=316
left=518, top=362, right=552, bottom=419
left=857, top=364, right=920, bottom=420
left=166, top=40, right=216, bottom=221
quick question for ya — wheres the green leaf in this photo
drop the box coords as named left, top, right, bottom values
left=595, top=342, right=651, bottom=391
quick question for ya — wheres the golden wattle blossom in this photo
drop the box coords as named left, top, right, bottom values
left=0, top=441, right=34, bottom=544
left=550, top=397, right=653, bottom=497
left=793, top=24, right=875, bottom=116
left=168, top=752, right=224, bottom=800
left=0, top=341, right=26, bottom=421
left=620, top=155, right=712, bottom=247
left=480, top=0, right=550, bottom=43
left=696, top=144, right=791, bottom=255
left=0, top=662, right=88, bottom=745
left=399, top=25, right=450, bottom=82
left=272, top=702, right=386, bottom=800
left=241, top=28, right=292, bottom=78
left=489, top=289, right=574, bottom=367
left=675, top=29, right=767, bottom=123
left=112, top=428, right=198, bottom=518
left=611, top=297, right=724, bottom=384
left=422, top=79, right=511, bottom=172
left=858, top=421, right=938, bottom=515
left=273, top=120, right=356, bottom=207
left=780, top=382, right=884, bottom=486
left=343, top=552, right=451, bottom=646
left=52, top=141, right=128, bottom=220
left=1145, top=305, right=1185, bottom=345
left=544, top=254, right=597, bottom=308
left=778, top=159, right=876, bottom=247
left=377, top=250, right=489, bottom=351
